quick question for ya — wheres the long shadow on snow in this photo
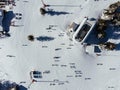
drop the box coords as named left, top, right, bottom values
left=85, top=25, right=120, bottom=51
left=36, top=36, right=55, bottom=42
left=0, top=10, right=3, bottom=26
left=0, top=81, right=27, bottom=90
left=46, top=9, right=71, bottom=16
left=114, top=43, right=120, bottom=50
left=85, top=28, right=109, bottom=44
left=85, top=25, right=120, bottom=44
left=107, top=26, right=120, bottom=40
left=2, top=11, right=15, bottom=32
left=16, top=85, right=27, bottom=90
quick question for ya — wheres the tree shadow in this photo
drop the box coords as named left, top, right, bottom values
left=36, top=36, right=55, bottom=42
left=85, top=24, right=120, bottom=45
left=0, top=81, right=27, bottom=90
left=107, top=26, right=120, bottom=40
left=2, top=11, right=15, bottom=32
left=46, top=9, right=71, bottom=16
left=114, top=43, right=120, bottom=50
left=16, top=85, right=27, bottom=90
left=84, top=28, right=109, bottom=44
left=116, top=6, right=120, bottom=13
left=0, top=10, right=3, bottom=26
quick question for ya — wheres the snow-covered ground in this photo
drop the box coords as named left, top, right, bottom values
left=0, top=0, right=120, bottom=90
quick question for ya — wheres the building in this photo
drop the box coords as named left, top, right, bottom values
left=66, top=17, right=97, bottom=44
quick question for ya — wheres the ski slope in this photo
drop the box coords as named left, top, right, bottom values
left=0, top=0, right=120, bottom=90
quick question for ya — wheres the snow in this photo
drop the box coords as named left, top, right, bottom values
left=0, top=0, right=120, bottom=90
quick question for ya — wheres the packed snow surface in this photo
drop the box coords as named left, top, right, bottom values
left=0, top=0, right=120, bottom=90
